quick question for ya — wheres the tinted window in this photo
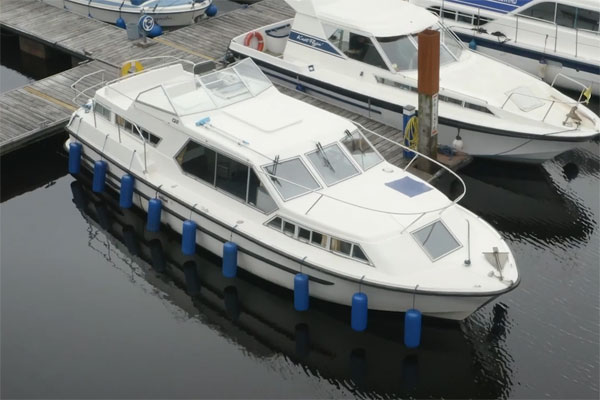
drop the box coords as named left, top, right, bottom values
left=519, top=2, right=555, bottom=22
left=412, top=220, right=461, bottom=260
left=176, top=141, right=216, bottom=184
left=311, top=232, right=328, bottom=248
left=352, top=245, right=368, bottom=262
left=556, top=4, right=576, bottom=28
left=298, top=227, right=311, bottom=242
left=268, top=217, right=282, bottom=229
left=215, top=153, right=248, bottom=200
left=341, top=130, right=382, bottom=170
left=248, top=169, right=278, bottom=213
left=576, top=8, right=599, bottom=31
left=307, top=144, right=359, bottom=186
left=283, top=221, right=295, bottom=236
left=140, top=129, right=161, bottom=145
left=377, top=35, right=418, bottom=71
left=346, top=33, right=388, bottom=69
left=264, top=158, right=320, bottom=200
left=331, top=238, right=352, bottom=255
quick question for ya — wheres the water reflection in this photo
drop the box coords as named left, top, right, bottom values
left=70, top=176, right=515, bottom=399
left=455, top=154, right=597, bottom=242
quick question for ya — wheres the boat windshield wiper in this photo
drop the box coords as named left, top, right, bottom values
left=316, top=142, right=335, bottom=172
left=271, top=155, right=281, bottom=186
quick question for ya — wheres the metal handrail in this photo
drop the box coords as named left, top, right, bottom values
left=71, top=69, right=106, bottom=104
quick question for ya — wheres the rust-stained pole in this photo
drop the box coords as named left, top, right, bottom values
left=417, top=29, right=440, bottom=173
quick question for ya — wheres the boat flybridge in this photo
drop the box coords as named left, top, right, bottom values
left=408, top=0, right=600, bottom=96
left=228, top=0, right=600, bottom=163
left=66, top=58, right=519, bottom=320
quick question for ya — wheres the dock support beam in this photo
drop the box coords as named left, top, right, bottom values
left=416, top=30, right=440, bottom=174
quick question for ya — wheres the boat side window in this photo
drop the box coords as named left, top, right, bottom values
left=352, top=245, right=368, bottom=262
left=331, top=238, right=352, bottom=256
left=176, top=140, right=217, bottom=184
left=216, top=153, right=249, bottom=201
left=140, top=128, right=161, bottom=145
left=377, top=35, right=418, bottom=71
left=94, top=102, right=111, bottom=121
left=311, top=231, right=329, bottom=248
left=346, top=33, right=388, bottom=69
left=268, top=216, right=282, bottom=229
left=306, top=143, right=359, bottom=186
left=248, top=169, right=278, bottom=214
left=341, top=129, right=382, bottom=171
left=264, top=157, right=321, bottom=201
left=519, top=2, right=556, bottom=23
left=576, top=8, right=600, bottom=31
left=556, top=4, right=576, bottom=28
left=283, top=221, right=295, bottom=236
left=116, top=115, right=161, bottom=145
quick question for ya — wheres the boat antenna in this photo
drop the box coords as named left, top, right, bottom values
left=316, top=142, right=335, bottom=172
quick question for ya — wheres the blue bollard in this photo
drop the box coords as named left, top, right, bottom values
left=351, top=292, right=368, bottom=332
left=222, top=241, right=238, bottom=278
left=146, top=198, right=162, bottom=232
left=92, top=160, right=107, bottom=193
left=404, top=308, right=422, bottom=348
left=119, top=174, right=134, bottom=208
left=181, top=220, right=197, bottom=256
left=205, top=4, right=217, bottom=17
left=294, top=273, right=309, bottom=311
left=68, top=142, right=82, bottom=174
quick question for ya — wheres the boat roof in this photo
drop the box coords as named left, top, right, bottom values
left=96, top=59, right=357, bottom=162
left=287, top=0, right=438, bottom=37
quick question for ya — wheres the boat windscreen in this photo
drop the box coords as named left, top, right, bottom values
left=306, top=143, right=359, bottom=186
left=377, top=22, right=463, bottom=71
left=264, top=157, right=321, bottom=201
left=341, top=130, right=382, bottom=171
left=143, top=58, right=273, bottom=116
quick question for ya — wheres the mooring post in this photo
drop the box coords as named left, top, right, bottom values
left=416, top=29, right=440, bottom=174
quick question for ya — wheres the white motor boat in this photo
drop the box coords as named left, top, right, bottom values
left=408, top=0, right=600, bottom=96
left=66, top=58, right=519, bottom=320
left=42, top=0, right=216, bottom=29
left=228, top=0, right=600, bottom=163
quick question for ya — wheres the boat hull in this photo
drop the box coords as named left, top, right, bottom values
left=67, top=133, right=512, bottom=320
left=56, top=0, right=209, bottom=27
left=231, top=52, right=589, bottom=163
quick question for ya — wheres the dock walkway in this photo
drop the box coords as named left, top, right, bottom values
left=0, top=0, right=418, bottom=168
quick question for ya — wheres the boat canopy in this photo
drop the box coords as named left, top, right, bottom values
left=288, top=0, right=437, bottom=37
left=135, top=59, right=273, bottom=117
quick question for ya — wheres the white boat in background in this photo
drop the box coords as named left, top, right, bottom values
left=228, top=0, right=600, bottom=163
left=408, top=0, right=600, bottom=96
left=42, top=0, right=216, bottom=29
left=65, top=58, right=519, bottom=320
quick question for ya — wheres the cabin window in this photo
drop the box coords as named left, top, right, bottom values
left=556, top=4, right=576, bottom=28
left=457, top=11, right=473, bottom=24
left=442, top=8, right=456, bottom=20
left=306, top=143, right=359, bottom=186
left=264, top=157, right=320, bottom=201
left=268, top=216, right=282, bottom=229
left=116, top=115, right=161, bottom=145
left=341, top=130, right=382, bottom=171
left=298, top=227, right=311, bottom=242
left=311, top=231, right=328, bottom=248
left=176, top=141, right=217, bottom=185
left=140, top=129, right=161, bottom=145
left=94, top=102, right=111, bottom=121
left=412, top=220, right=461, bottom=261
left=352, top=245, right=368, bottom=262
left=576, top=8, right=599, bottom=31
left=519, top=2, right=556, bottom=23
left=346, top=33, right=388, bottom=69
left=331, top=238, right=352, bottom=256
left=216, top=153, right=248, bottom=201
left=283, top=221, right=295, bottom=236
left=248, top=169, right=278, bottom=214
left=116, top=115, right=133, bottom=132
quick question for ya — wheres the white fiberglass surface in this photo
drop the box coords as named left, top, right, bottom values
left=138, top=59, right=273, bottom=116
left=306, top=143, right=359, bottom=186
left=377, top=22, right=463, bottom=71
left=341, top=130, right=382, bottom=171
left=412, top=220, right=461, bottom=261
left=264, top=158, right=320, bottom=201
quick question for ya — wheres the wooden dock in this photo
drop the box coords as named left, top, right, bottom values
left=0, top=0, right=469, bottom=171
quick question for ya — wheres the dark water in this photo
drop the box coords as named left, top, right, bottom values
left=1, top=38, right=599, bottom=399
